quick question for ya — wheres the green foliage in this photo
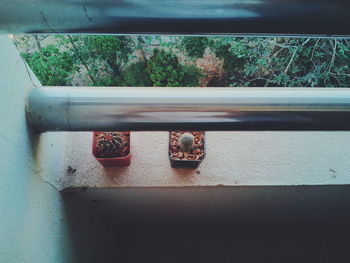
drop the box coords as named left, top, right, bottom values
left=19, top=35, right=350, bottom=88
left=59, top=35, right=135, bottom=86
left=177, top=36, right=350, bottom=87
left=180, top=64, right=203, bottom=87
left=121, top=61, right=152, bottom=86
left=83, top=35, right=134, bottom=75
left=179, top=37, right=246, bottom=69
left=21, top=44, right=74, bottom=85
left=226, top=38, right=350, bottom=87
left=178, top=37, right=247, bottom=78
left=147, top=49, right=202, bottom=87
left=212, top=39, right=246, bottom=74
left=178, top=37, right=209, bottom=60
left=147, top=49, right=181, bottom=86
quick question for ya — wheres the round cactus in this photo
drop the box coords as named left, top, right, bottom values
left=179, top=133, right=194, bottom=152
left=96, top=132, right=124, bottom=157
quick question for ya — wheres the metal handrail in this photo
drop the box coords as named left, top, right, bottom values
left=26, top=86, right=350, bottom=132
left=1, top=0, right=350, bottom=36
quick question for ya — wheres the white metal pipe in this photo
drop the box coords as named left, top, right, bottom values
left=26, top=86, right=350, bottom=132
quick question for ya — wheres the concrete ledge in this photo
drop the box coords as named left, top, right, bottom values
left=63, top=131, right=350, bottom=188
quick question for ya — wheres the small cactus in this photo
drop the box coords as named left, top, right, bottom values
left=179, top=133, right=194, bottom=152
left=96, top=132, right=124, bottom=158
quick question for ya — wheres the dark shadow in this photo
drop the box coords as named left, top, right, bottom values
left=25, top=117, right=41, bottom=166
left=61, top=188, right=117, bottom=263
left=61, top=186, right=350, bottom=263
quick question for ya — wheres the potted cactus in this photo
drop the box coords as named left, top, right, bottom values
left=92, top=131, right=131, bottom=167
left=169, top=131, right=205, bottom=168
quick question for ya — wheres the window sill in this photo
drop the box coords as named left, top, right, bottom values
left=62, top=131, right=350, bottom=188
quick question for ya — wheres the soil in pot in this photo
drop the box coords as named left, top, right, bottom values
left=169, top=131, right=205, bottom=168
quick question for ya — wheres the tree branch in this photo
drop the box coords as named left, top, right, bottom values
left=284, top=38, right=310, bottom=74
left=67, top=35, right=96, bottom=84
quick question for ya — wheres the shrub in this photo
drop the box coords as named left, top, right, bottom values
left=21, top=44, right=74, bottom=85
left=121, top=61, right=152, bottom=86
left=82, top=35, right=134, bottom=76
left=147, top=49, right=202, bottom=87
left=59, top=35, right=136, bottom=86
left=180, top=64, right=203, bottom=87
left=177, top=37, right=209, bottom=60
left=177, top=36, right=350, bottom=87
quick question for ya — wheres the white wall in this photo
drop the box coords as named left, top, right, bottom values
left=0, top=36, right=72, bottom=263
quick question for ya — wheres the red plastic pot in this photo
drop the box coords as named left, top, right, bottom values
left=92, top=132, right=131, bottom=167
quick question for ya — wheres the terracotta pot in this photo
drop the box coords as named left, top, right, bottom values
left=168, top=131, right=206, bottom=169
left=92, top=132, right=131, bottom=167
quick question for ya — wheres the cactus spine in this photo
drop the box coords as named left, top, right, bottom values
left=96, top=132, right=124, bottom=157
left=179, top=133, right=194, bottom=152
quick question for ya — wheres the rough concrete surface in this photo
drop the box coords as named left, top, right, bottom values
left=63, top=131, right=350, bottom=188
